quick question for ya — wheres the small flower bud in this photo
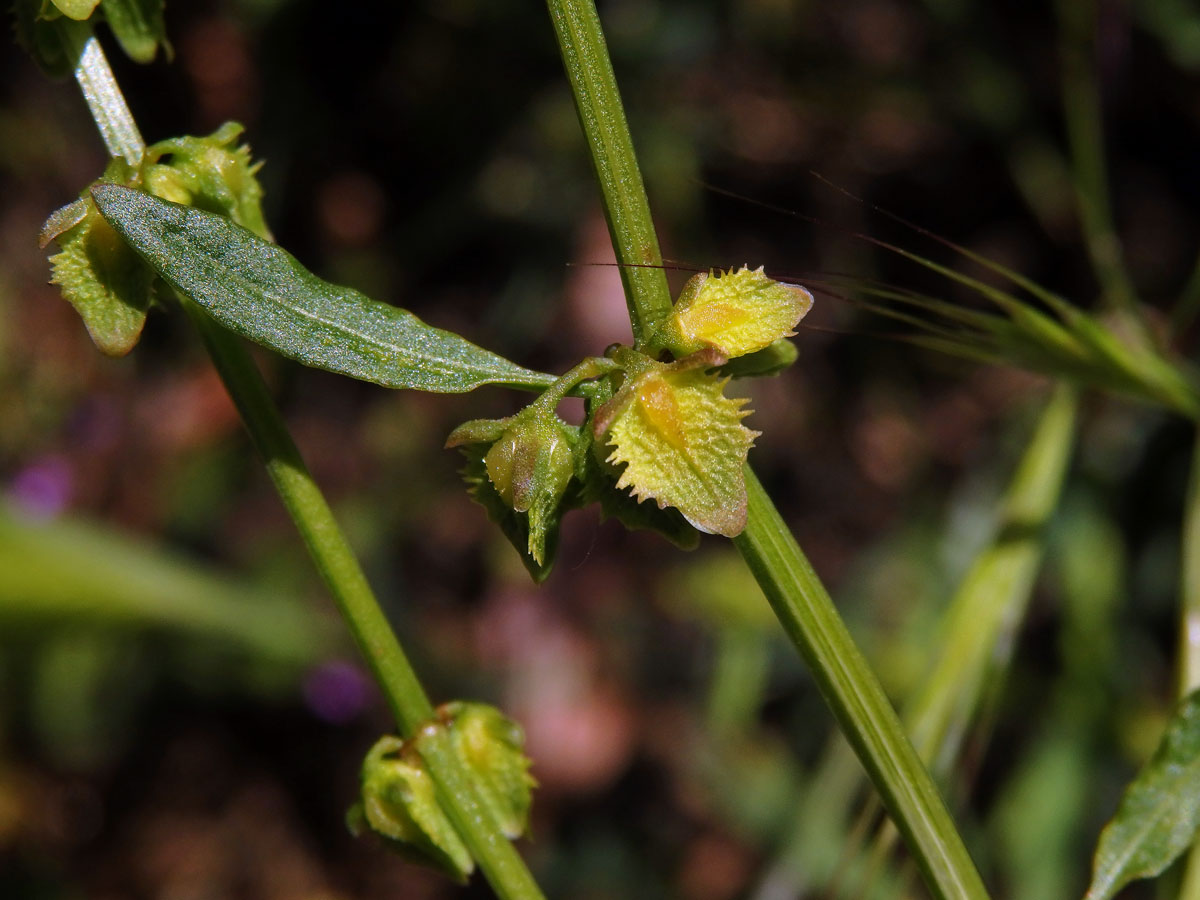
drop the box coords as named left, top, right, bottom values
left=484, top=421, right=574, bottom=515
left=349, top=704, right=535, bottom=879
left=446, top=410, right=581, bottom=576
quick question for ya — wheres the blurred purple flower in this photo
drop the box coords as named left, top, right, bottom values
left=303, top=660, right=375, bottom=724
left=8, top=456, right=73, bottom=520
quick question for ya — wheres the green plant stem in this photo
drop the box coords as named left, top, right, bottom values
left=1056, top=0, right=1140, bottom=319
left=529, top=355, right=618, bottom=412
left=545, top=0, right=673, bottom=347
left=71, top=32, right=144, bottom=165
left=185, top=304, right=544, bottom=900
left=69, top=33, right=545, bottom=900
left=1179, top=429, right=1200, bottom=715
left=182, top=301, right=434, bottom=730
left=733, top=470, right=990, bottom=900
left=546, top=1, right=990, bottom=896
left=1176, top=428, right=1200, bottom=900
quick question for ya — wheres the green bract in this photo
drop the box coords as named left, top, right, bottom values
left=350, top=734, right=474, bottom=882
left=442, top=702, right=536, bottom=841
left=13, top=0, right=92, bottom=78
left=653, top=265, right=812, bottom=359
left=44, top=158, right=154, bottom=356
left=14, top=0, right=168, bottom=71
left=350, top=703, right=535, bottom=880
left=143, top=122, right=269, bottom=239
left=593, top=348, right=758, bottom=538
left=99, top=0, right=169, bottom=64
left=50, top=0, right=101, bottom=20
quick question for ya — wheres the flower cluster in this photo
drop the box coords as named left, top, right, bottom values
left=349, top=703, right=536, bottom=881
left=451, top=267, right=813, bottom=576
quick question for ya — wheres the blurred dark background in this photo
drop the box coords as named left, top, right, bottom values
left=3, top=0, right=1200, bottom=897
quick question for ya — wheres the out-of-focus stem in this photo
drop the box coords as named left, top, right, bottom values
left=1170, top=254, right=1200, bottom=338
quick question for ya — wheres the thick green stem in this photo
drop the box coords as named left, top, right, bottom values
left=544, top=0, right=674, bottom=347
left=733, top=470, right=990, bottom=900
left=69, top=34, right=545, bottom=900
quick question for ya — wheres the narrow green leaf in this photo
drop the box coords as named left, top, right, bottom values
left=90, top=185, right=557, bottom=393
left=855, top=275, right=1200, bottom=419
left=908, top=384, right=1077, bottom=767
left=99, top=0, right=168, bottom=64
left=1086, top=689, right=1200, bottom=900
left=0, top=501, right=330, bottom=666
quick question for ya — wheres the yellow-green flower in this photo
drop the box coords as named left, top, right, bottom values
left=594, top=350, right=758, bottom=537
left=654, top=265, right=812, bottom=359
